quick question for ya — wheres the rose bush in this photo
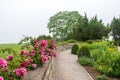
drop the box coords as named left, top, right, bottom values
left=0, top=36, right=57, bottom=80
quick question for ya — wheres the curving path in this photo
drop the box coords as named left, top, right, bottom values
left=52, top=49, right=93, bottom=80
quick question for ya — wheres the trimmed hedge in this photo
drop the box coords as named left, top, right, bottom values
left=78, top=46, right=90, bottom=58
left=71, top=44, right=79, bottom=54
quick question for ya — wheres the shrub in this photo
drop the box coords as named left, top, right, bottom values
left=67, top=39, right=78, bottom=43
left=94, top=49, right=120, bottom=77
left=78, top=46, right=90, bottom=58
left=86, top=40, right=93, bottom=44
left=0, top=37, right=57, bottom=80
left=57, top=41, right=68, bottom=46
left=96, top=75, right=108, bottom=80
left=71, top=44, right=79, bottom=54
left=37, top=35, right=52, bottom=40
left=78, top=56, right=93, bottom=66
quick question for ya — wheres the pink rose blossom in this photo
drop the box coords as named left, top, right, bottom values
left=0, top=58, right=7, bottom=67
left=53, top=52, right=57, bottom=57
left=41, top=55, right=49, bottom=63
left=39, top=49, right=44, bottom=55
left=32, top=64, right=37, bottom=68
left=13, top=67, right=27, bottom=77
left=0, top=76, right=4, bottom=80
left=28, top=57, right=33, bottom=62
left=46, top=48, right=51, bottom=53
left=29, top=49, right=35, bottom=56
left=20, top=50, right=25, bottom=55
left=40, top=40, right=47, bottom=46
left=25, top=52, right=30, bottom=56
left=20, top=61, right=29, bottom=68
left=1, top=67, right=8, bottom=72
left=6, top=55, right=14, bottom=61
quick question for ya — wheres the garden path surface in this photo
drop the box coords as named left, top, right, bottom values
left=52, top=49, right=93, bottom=80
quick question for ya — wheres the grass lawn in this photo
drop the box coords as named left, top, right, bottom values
left=0, top=43, right=21, bottom=59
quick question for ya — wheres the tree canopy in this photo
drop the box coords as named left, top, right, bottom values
left=47, top=11, right=111, bottom=41
left=47, top=11, right=81, bottom=41
left=111, top=17, right=120, bottom=41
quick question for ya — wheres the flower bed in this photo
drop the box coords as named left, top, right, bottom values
left=0, top=38, right=57, bottom=80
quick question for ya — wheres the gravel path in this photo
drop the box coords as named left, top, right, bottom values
left=52, top=49, right=93, bottom=80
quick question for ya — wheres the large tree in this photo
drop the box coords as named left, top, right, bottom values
left=70, top=15, right=108, bottom=41
left=68, top=13, right=89, bottom=41
left=111, top=17, right=120, bottom=41
left=87, top=15, right=105, bottom=40
left=47, top=11, right=82, bottom=41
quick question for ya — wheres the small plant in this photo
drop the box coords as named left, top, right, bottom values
left=78, top=46, right=90, bottom=58
left=71, top=44, right=79, bottom=54
left=96, top=75, right=108, bottom=80
left=78, top=56, right=93, bottom=66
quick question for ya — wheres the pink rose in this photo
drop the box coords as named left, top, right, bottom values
left=6, top=55, right=14, bottom=61
left=39, top=49, right=44, bottom=55
left=29, top=49, right=35, bottom=56
left=20, top=61, right=29, bottom=68
left=41, top=55, right=49, bottom=63
left=40, top=40, right=47, bottom=46
left=20, top=50, right=25, bottom=55
left=53, top=52, right=57, bottom=57
left=0, top=58, right=7, bottom=67
left=0, top=76, right=4, bottom=80
left=32, top=64, right=37, bottom=68
left=13, top=67, right=27, bottom=77
left=1, top=67, right=8, bottom=72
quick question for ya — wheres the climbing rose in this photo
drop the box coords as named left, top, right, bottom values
left=6, top=55, right=14, bottom=61
left=0, top=76, right=4, bottom=80
left=13, top=67, right=27, bottom=77
left=0, top=58, right=7, bottom=67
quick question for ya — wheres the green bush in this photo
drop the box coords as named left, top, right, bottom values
left=78, top=46, right=90, bottom=58
left=86, top=40, right=93, bottom=44
left=67, top=39, right=78, bottom=43
left=78, top=56, right=93, bottom=66
left=96, top=75, right=108, bottom=80
left=71, top=44, right=79, bottom=54
left=94, top=50, right=120, bottom=77
left=90, top=49, right=104, bottom=61
left=79, top=41, right=120, bottom=78
left=57, top=41, right=68, bottom=46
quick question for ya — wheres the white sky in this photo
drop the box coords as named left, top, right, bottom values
left=0, top=0, right=120, bottom=43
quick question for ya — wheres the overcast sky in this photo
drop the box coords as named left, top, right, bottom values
left=0, top=0, right=120, bottom=43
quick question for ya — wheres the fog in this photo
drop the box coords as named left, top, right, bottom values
left=0, top=0, right=120, bottom=43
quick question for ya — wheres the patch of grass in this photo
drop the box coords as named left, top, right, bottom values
left=0, top=43, right=21, bottom=59
left=0, top=43, right=21, bottom=52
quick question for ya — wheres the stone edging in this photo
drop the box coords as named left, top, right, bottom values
left=42, top=43, right=74, bottom=80
left=79, top=63, right=94, bottom=80
left=42, top=57, right=53, bottom=80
